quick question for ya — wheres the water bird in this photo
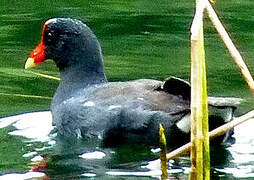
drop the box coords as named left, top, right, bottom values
left=25, top=18, right=240, bottom=147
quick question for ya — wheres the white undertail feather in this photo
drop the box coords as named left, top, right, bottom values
left=176, top=114, right=191, bottom=133
left=176, top=106, right=234, bottom=133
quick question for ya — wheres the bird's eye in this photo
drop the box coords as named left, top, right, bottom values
left=47, top=32, right=53, bottom=42
left=44, top=30, right=58, bottom=44
left=48, top=32, right=52, bottom=37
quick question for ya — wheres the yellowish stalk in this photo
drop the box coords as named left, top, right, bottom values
left=159, top=124, right=168, bottom=180
left=0, top=92, right=52, bottom=99
left=30, top=71, right=60, bottom=81
left=189, top=0, right=210, bottom=179
left=205, top=0, right=254, bottom=93
left=202, top=55, right=210, bottom=180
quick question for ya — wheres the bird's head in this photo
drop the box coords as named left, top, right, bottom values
left=26, top=18, right=103, bottom=71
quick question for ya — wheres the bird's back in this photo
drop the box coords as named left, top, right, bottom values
left=51, top=79, right=190, bottom=144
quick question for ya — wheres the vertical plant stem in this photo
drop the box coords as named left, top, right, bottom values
left=190, top=0, right=210, bottom=179
left=159, top=124, right=168, bottom=180
left=202, top=44, right=210, bottom=179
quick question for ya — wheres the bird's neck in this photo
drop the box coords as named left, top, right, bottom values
left=62, top=64, right=106, bottom=85
left=53, top=62, right=107, bottom=104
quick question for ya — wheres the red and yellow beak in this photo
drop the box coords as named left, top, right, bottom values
left=25, top=41, right=46, bottom=69
left=25, top=23, right=48, bottom=69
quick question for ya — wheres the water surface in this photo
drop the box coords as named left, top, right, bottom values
left=1, top=0, right=254, bottom=179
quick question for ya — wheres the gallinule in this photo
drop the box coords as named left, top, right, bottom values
left=25, top=18, right=240, bottom=147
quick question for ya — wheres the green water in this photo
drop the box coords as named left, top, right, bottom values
left=1, top=0, right=254, bottom=179
left=1, top=0, right=253, bottom=117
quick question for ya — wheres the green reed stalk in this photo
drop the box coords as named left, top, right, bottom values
left=159, top=124, right=168, bottom=180
left=189, top=0, right=210, bottom=179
